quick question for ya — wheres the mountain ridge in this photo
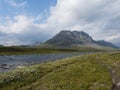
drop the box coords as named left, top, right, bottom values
left=46, top=31, right=94, bottom=46
left=44, top=30, right=118, bottom=49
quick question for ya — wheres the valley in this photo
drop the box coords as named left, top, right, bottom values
left=1, top=0, right=120, bottom=89
left=0, top=30, right=119, bottom=90
left=0, top=51, right=120, bottom=90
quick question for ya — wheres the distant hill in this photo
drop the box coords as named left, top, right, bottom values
left=0, top=43, right=4, bottom=46
left=44, top=30, right=118, bottom=49
left=95, top=40, right=118, bottom=49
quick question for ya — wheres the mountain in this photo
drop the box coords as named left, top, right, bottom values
left=95, top=40, right=118, bottom=49
left=28, top=42, right=43, bottom=47
left=45, top=31, right=95, bottom=46
left=45, top=30, right=118, bottom=49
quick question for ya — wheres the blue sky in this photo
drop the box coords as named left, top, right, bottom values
left=0, top=0, right=56, bottom=22
left=0, top=0, right=120, bottom=46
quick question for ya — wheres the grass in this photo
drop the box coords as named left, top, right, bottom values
left=0, top=46, right=106, bottom=55
left=0, top=46, right=79, bottom=55
left=0, top=52, right=119, bottom=90
left=95, top=51, right=120, bottom=79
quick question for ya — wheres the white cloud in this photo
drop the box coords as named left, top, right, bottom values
left=105, top=34, right=120, bottom=46
left=47, top=0, right=109, bottom=26
left=0, top=15, right=40, bottom=34
left=44, top=0, right=120, bottom=46
left=4, top=0, right=27, bottom=8
left=0, top=0, right=120, bottom=46
left=106, top=34, right=120, bottom=41
left=0, top=15, right=51, bottom=45
left=43, top=0, right=120, bottom=34
left=11, top=15, right=34, bottom=33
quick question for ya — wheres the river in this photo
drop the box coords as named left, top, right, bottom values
left=0, top=52, right=90, bottom=72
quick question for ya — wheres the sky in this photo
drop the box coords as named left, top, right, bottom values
left=0, top=0, right=120, bottom=46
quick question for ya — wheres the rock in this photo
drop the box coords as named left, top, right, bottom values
left=16, top=66, right=25, bottom=69
left=117, top=82, right=120, bottom=87
left=0, top=64, right=13, bottom=70
left=1, top=64, right=7, bottom=67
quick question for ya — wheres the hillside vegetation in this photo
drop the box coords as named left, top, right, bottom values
left=0, top=52, right=120, bottom=90
left=0, top=46, right=105, bottom=55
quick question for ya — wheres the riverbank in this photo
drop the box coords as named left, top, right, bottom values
left=0, top=52, right=112, bottom=90
left=0, top=52, right=90, bottom=72
left=0, top=52, right=119, bottom=90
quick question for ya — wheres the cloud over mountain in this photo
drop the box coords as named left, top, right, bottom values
left=0, top=0, right=120, bottom=46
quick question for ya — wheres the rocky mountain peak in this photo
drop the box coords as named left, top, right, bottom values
left=45, top=30, right=94, bottom=46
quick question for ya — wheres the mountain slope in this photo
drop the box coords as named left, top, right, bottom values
left=46, top=31, right=94, bottom=46
left=45, top=30, right=117, bottom=49
left=96, top=40, right=118, bottom=49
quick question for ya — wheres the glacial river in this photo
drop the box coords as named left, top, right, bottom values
left=0, top=52, right=90, bottom=72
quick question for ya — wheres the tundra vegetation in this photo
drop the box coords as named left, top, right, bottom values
left=0, top=51, right=120, bottom=90
left=0, top=46, right=105, bottom=55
